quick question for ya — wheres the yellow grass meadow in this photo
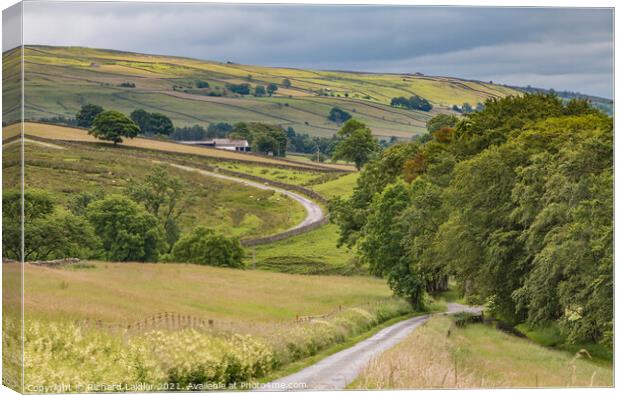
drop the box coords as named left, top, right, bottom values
left=3, top=261, right=412, bottom=392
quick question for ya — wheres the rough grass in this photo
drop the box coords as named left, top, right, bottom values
left=3, top=298, right=412, bottom=392
left=214, top=161, right=326, bottom=186
left=4, top=259, right=413, bottom=391
left=283, top=153, right=356, bottom=172
left=350, top=316, right=613, bottom=389
left=516, top=322, right=613, bottom=364
left=5, top=261, right=394, bottom=323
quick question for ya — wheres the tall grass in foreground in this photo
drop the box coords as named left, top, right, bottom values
left=350, top=316, right=613, bottom=389
left=4, top=299, right=411, bottom=392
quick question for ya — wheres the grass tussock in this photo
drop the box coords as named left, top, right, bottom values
left=5, top=299, right=412, bottom=392
left=350, top=316, right=613, bottom=389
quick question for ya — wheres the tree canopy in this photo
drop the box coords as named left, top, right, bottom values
left=254, top=85, right=266, bottom=97
left=230, top=122, right=288, bottom=156
left=331, top=119, right=380, bottom=170
left=125, top=166, right=191, bottom=249
left=89, top=110, right=140, bottom=144
left=76, top=104, right=104, bottom=128
left=170, top=226, right=244, bottom=268
left=426, top=113, right=459, bottom=133
left=130, top=109, right=174, bottom=135
left=226, top=83, right=251, bottom=95
left=87, top=194, right=166, bottom=262
left=267, top=83, right=278, bottom=96
left=330, top=94, right=612, bottom=346
left=328, top=107, right=352, bottom=124
left=390, top=95, right=433, bottom=111
left=2, top=189, right=99, bottom=261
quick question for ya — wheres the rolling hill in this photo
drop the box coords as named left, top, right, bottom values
left=6, top=45, right=522, bottom=139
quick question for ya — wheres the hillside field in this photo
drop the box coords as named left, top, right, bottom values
left=4, top=122, right=362, bottom=274
left=3, top=138, right=308, bottom=239
left=7, top=46, right=521, bottom=139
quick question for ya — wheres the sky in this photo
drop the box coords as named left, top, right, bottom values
left=7, top=2, right=615, bottom=98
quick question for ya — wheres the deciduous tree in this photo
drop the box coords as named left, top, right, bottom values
left=89, top=110, right=139, bottom=145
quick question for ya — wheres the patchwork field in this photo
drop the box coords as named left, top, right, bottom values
left=9, top=45, right=522, bottom=139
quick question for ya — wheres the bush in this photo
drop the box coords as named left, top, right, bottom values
left=195, top=80, right=210, bottom=88
left=87, top=195, right=166, bottom=262
left=2, top=189, right=100, bottom=261
left=390, top=95, right=433, bottom=111
left=170, top=227, right=244, bottom=268
left=226, top=83, right=251, bottom=95
left=328, top=107, right=352, bottom=124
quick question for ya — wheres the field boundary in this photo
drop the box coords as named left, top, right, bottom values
left=18, top=120, right=353, bottom=173
left=241, top=217, right=329, bottom=247
left=73, top=297, right=401, bottom=335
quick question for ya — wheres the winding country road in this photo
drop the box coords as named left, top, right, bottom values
left=261, top=303, right=481, bottom=391
left=166, top=163, right=325, bottom=231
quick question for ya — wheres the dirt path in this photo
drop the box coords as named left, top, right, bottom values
left=166, top=163, right=324, bottom=232
left=260, top=303, right=481, bottom=391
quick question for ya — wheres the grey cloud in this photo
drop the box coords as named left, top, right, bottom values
left=20, top=2, right=614, bottom=98
left=3, top=2, right=22, bottom=51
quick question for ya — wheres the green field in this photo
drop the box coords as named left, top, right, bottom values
left=250, top=224, right=358, bottom=275
left=311, top=172, right=359, bottom=199
left=13, top=45, right=522, bottom=139
left=350, top=316, right=613, bottom=389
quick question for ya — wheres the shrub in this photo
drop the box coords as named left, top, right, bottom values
left=328, top=107, right=352, bottom=124
left=2, top=189, right=100, bottom=261
left=170, top=227, right=244, bottom=268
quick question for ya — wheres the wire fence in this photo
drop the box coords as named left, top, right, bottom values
left=75, top=298, right=400, bottom=336
left=77, top=312, right=214, bottom=334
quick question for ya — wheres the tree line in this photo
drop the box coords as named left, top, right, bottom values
left=74, top=104, right=175, bottom=144
left=390, top=95, right=433, bottom=111
left=3, top=166, right=245, bottom=268
left=44, top=104, right=353, bottom=159
left=329, top=94, right=612, bottom=346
